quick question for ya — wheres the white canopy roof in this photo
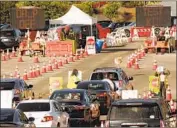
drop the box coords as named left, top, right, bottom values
left=50, top=5, right=97, bottom=25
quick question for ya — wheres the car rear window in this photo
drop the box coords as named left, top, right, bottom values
left=1, top=31, right=15, bottom=37
left=91, top=72, right=119, bottom=81
left=17, top=103, right=50, bottom=112
left=110, top=104, right=161, bottom=120
left=0, top=110, right=14, bottom=122
left=50, top=92, right=81, bottom=101
left=0, top=82, right=15, bottom=90
left=77, top=83, right=107, bottom=91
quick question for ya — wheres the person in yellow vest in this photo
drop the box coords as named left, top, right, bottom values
left=67, top=69, right=80, bottom=89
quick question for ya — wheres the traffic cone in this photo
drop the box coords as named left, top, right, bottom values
left=63, top=56, right=68, bottom=64
left=33, top=55, right=40, bottom=63
left=14, top=66, right=19, bottom=77
left=137, top=49, right=142, bottom=59
left=1, top=51, right=7, bottom=61
left=41, top=63, right=47, bottom=73
left=74, top=52, right=79, bottom=60
left=18, top=54, right=23, bottom=62
left=68, top=53, right=74, bottom=62
left=11, top=47, right=16, bottom=57
left=28, top=66, right=34, bottom=78
left=134, top=59, right=140, bottom=69
left=48, top=62, right=53, bottom=71
left=36, top=65, right=41, bottom=77
left=58, top=59, right=63, bottom=67
left=84, top=49, right=89, bottom=57
left=23, top=69, right=28, bottom=80
left=54, top=61, right=59, bottom=69
left=33, top=66, right=37, bottom=78
left=141, top=48, right=145, bottom=57
left=166, top=86, right=172, bottom=102
left=9, top=73, right=13, bottom=78
left=6, top=49, right=10, bottom=60
left=16, top=72, right=21, bottom=79
left=143, top=92, right=148, bottom=99
left=148, top=91, right=152, bottom=98
left=52, top=56, right=56, bottom=63
left=80, top=48, right=84, bottom=58
left=152, top=60, right=158, bottom=70
left=127, top=57, right=132, bottom=68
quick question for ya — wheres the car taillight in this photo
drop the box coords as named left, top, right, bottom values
left=160, top=120, right=165, bottom=128
left=14, top=89, right=20, bottom=94
left=41, top=116, right=53, bottom=122
left=96, top=92, right=107, bottom=97
left=74, top=105, right=85, bottom=110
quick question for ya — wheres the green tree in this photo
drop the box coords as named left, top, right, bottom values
left=0, top=1, right=17, bottom=23
left=74, top=2, right=94, bottom=16
left=102, top=2, right=122, bottom=20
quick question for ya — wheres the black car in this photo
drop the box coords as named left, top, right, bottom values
left=77, top=80, right=114, bottom=115
left=0, top=108, right=35, bottom=127
left=0, top=28, right=21, bottom=49
left=107, top=98, right=177, bottom=127
left=0, top=78, right=34, bottom=107
left=49, top=89, right=99, bottom=127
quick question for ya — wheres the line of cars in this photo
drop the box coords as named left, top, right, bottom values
left=1, top=67, right=176, bottom=127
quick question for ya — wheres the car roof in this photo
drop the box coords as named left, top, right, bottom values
left=1, top=78, right=24, bottom=82
left=0, top=78, right=26, bottom=89
left=18, top=99, right=55, bottom=103
left=78, top=80, right=108, bottom=84
left=93, top=67, right=122, bottom=72
left=112, top=98, right=163, bottom=106
left=0, top=108, right=17, bottom=114
left=52, top=89, right=86, bottom=93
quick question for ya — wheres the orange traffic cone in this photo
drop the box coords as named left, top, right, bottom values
left=58, top=59, right=63, bottom=67
left=137, top=49, right=142, bottom=59
left=152, top=60, right=158, bottom=70
left=52, top=56, right=56, bottom=63
left=54, top=61, right=59, bottom=69
left=36, top=65, right=41, bottom=77
left=134, top=59, right=140, bottom=69
left=18, top=54, right=23, bottom=62
left=23, top=69, right=28, bottom=80
left=33, top=66, right=37, bottom=78
left=33, top=55, right=40, bottom=63
left=28, top=66, right=34, bottom=78
left=166, top=86, right=172, bottom=101
left=127, top=57, right=132, bottom=68
left=9, top=73, right=13, bottom=78
left=11, top=47, right=16, bottom=57
left=1, top=51, right=7, bottom=61
left=41, top=63, right=47, bottom=73
left=80, top=48, right=84, bottom=58
left=48, top=62, right=53, bottom=71
left=143, top=92, right=148, bottom=99
left=74, top=52, right=79, bottom=60
left=63, top=56, right=68, bottom=64
left=16, top=72, right=21, bottom=79
left=84, top=49, right=89, bottom=57
left=148, top=91, right=152, bottom=98
left=14, top=66, right=19, bottom=77
left=68, top=53, right=74, bottom=62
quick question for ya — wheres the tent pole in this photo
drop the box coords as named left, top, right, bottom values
left=90, top=24, right=93, bottom=36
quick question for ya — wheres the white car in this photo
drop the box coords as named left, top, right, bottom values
left=16, top=99, right=69, bottom=127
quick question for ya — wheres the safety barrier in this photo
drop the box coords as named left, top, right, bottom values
left=45, top=40, right=77, bottom=57
left=131, top=27, right=151, bottom=37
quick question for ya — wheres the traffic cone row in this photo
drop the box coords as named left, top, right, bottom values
left=11, top=47, right=17, bottom=57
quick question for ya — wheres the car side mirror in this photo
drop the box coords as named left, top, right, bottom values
left=128, top=76, right=133, bottom=81
left=28, top=85, right=33, bottom=88
left=28, top=117, right=35, bottom=122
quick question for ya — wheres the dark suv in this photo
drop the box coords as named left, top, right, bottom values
left=107, top=98, right=176, bottom=127
left=0, top=28, right=21, bottom=49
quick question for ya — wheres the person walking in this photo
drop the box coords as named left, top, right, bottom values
left=67, top=69, right=80, bottom=89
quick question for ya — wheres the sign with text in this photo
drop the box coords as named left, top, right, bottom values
left=136, top=6, right=171, bottom=27
left=10, top=7, right=45, bottom=30
left=86, top=36, right=96, bottom=55
left=49, top=77, right=63, bottom=95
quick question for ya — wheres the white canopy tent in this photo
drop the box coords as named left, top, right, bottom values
left=49, top=5, right=97, bottom=36
left=50, top=5, right=97, bottom=25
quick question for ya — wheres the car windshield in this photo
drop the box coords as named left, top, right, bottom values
left=51, top=92, right=82, bottom=101
left=0, top=82, right=15, bottom=90
left=77, top=82, right=107, bottom=91
left=1, top=31, right=15, bottom=37
left=110, top=104, right=161, bottom=120
left=17, top=102, right=50, bottom=112
left=0, top=110, right=15, bottom=122
left=91, top=72, right=119, bottom=81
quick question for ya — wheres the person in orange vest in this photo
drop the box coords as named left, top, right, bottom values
left=67, top=69, right=80, bottom=89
